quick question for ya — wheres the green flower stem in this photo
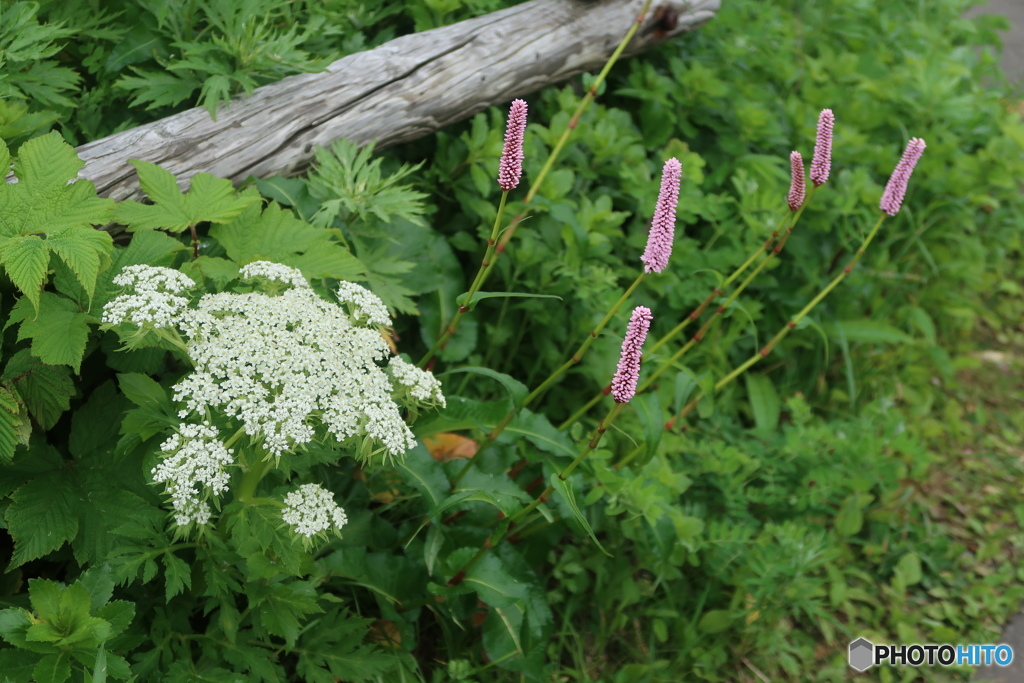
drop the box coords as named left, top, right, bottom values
left=449, top=402, right=626, bottom=586
left=525, top=271, right=646, bottom=406
left=450, top=271, right=644, bottom=487
left=419, top=192, right=509, bottom=367
left=495, top=0, right=655, bottom=254
left=563, top=210, right=799, bottom=429
left=428, top=2, right=655, bottom=368
left=235, top=456, right=274, bottom=503
left=667, top=212, right=889, bottom=430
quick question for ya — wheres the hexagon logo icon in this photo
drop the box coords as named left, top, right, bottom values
left=849, top=638, right=874, bottom=672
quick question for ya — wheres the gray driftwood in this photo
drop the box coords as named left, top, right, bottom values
left=75, top=0, right=720, bottom=201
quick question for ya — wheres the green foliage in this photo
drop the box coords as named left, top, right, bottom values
left=2, top=0, right=1024, bottom=682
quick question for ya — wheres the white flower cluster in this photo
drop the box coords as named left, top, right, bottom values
left=335, top=281, right=392, bottom=327
left=388, top=356, right=446, bottom=406
left=281, top=483, right=349, bottom=537
left=240, top=261, right=311, bottom=290
left=170, top=261, right=441, bottom=459
left=151, top=421, right=235, bottom=526
left=101, top=265, right=195, bottom=328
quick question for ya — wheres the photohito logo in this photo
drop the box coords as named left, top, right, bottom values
left=848, top=637, right=1014, bottom=671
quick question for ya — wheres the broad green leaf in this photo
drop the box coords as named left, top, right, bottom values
left=632, top=392, right=663, bottom=460
left=550, top=474, right=611, bottom=556
left=2, top=349, right=74, bottom=429
left=45, top=227, right=113, bottom=304
left=698, top=609, right=733, bottom=634
left=463, top=554, right=531, bottom=609
left=116, top=373, right=172, bottom=413
left=412, top=396, right=509, bottom=437
left=210, top=198, right=321, bottom=262
left=0, top=384, right=27, bottom=463
left=33, top=653, right=71, bottom=683
left=896, top=552, right=923, bottom=586
left=507, top=409, right=576, bottom=459
left=8, top=294, right=90, bottom=372
left=438, top=366, right=527, bottom=407
left=282, top=235, right=366, bottom=281
left=835, top=494, right=864, bottom=537
left=0, top=132, right=113, bottom=241
left=0, top=235, right=49, bottom=313
left=114, top=160, right=257, bottom=233
left=823, top=320, right=915, bottom=345
left=254, top=176, right=319, bottom=221
left=745, top=373, right=780, bottom=434
left=6, top=472, right=79, bottom=568
left=396, top=442, right=449, bottom=508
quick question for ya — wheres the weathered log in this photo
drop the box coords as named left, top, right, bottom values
left=76, top=0, right=720, bottom=201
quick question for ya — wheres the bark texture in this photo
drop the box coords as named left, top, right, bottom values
left=74, top=0, right=720, bottom=201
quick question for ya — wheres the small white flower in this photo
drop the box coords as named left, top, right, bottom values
left=151, top=421, right=235, bottom=526
left=239, top=261, right=310, bottom=290
left=335, top=281, right=392, bottom=327
left=281, top=483, right=348, bottom=538
left=102, top=265, right=195, bottom=328
left=388, top=355, right=446, bottom=407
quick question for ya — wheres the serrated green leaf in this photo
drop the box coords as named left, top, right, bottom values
left=114, top=161, right=257, bottom=232
left=2, top=349, right=74, bottom=430
left=162, top=552, right=191, bottom=602
left=0, top=235, right=49, bottom=313
left=251, top=581, right=322, bottom=648
left=463, top=554, right=531, bottom=609
left=116, top=373, right=172, bottom=413
left=33, top=652, right=71, bottom=683
left=5, top=473, right=79, bottom=568
left=295, top=610, right=394, bottom=682
left=0, top=383, right=26, bottom=463
left=9, top=294, right=90, bottom=372
left=45, top=227, right=113, bottom=304
left=0, top=132, right=112, bottom=242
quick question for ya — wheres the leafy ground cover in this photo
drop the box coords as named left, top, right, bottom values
left=2, top=0, right=1024, bottom=682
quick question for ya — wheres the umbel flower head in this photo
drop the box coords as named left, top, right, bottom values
left=151, top=421, right=235, bottom=527
left=788, top=151, right=806, bottom=211
left=611, top=306, right=653, bottom=403
left=107, top=261, right=445, bottom=462
left=810, top=108, right=834, bottom=187
left=282, top=483, right=348, bottom=539
left=497, top=99, right=528, bottom=191
left=879, top=137, right=926, bottom=216
left=101, top=265, right=195, bottom=329
left=641, top=157, right=682, bottom=274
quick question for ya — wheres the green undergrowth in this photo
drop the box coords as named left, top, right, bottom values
left=2, top=0, right=1024, bottom=682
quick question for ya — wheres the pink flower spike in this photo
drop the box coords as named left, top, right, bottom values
left=810, top=109, right=834, bottom=187
left=641, top=158, right=682, bottom=274
left=787, top=151, right=805, bottom=211
left=497, top=99, right=528, bottom=191
left=611, top=306, right=654, bottom=404
left=879, top=138, right=926, bottom=216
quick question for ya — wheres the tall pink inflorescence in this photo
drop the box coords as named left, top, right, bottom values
left=641, top=158, right=682, bottom=274
left=879, top=138, right=926, bottom=216
left=610, top=306, right=653, bottom=404
left=497, top=99, right=528, bottom=191
left=788, top=151, right=806, bottom=211
left=810, top=109, right=834, bottom=187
